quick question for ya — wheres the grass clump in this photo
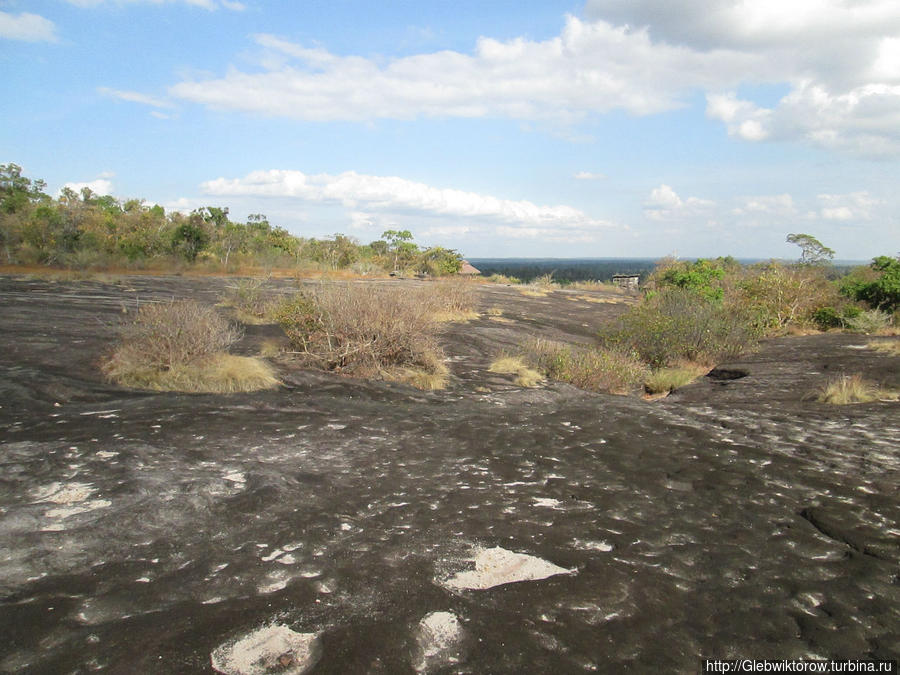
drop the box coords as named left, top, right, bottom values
left=644, top=364, right=709, bottom=395
left=274, top=283, right=448, bottom=389
left=521, top=339, right=649, bottom=395
left=816, top=374, right=897, bottom=405
left=488, top=356, right=544, bottom=387
left=867, top=339, right=900, bottom=356
left=102, top=299, right=279, bottom=392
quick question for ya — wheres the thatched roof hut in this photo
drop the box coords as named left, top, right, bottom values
left=459, top=260, right=481, bottom=276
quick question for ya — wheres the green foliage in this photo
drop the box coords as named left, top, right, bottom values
left=786, top=233, right=835, bottom=266
left=812, top=305, right=862, bottom=329
left=735, top=262, right=840, bottom=332
left=845, top=309, right=893, bottom=334
left=0, top=163, right=48, bottom=214
left=171, top=219, right=209, bottom=262
left=842, top=256, right=900, bottom=312
left=600, top=287, right=759, bottom=368
left=657, top=258, right=726, bottom=301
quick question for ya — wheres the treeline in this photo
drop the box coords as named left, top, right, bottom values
left=0, top=163, right=463, bottom=276
left=469, top=258, right=658, bottom=284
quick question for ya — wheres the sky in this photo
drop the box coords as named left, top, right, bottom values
left=2, top=0, right=899, bottom=260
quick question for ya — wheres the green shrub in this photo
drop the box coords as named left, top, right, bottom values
left=521, top=339, right=649, bottom=395
left=812, top=305, right=862, bottom=330
left=841, top=256, right=900, bottom=312
left=600, top=288, right=758, bottom=368
left=735, top=262, right=840, bottom=333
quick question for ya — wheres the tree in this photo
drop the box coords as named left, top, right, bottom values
left=171, top=217, right=209, bottom=262
left=841, top=255, right=900, bottom=312
left=1, top=163, right=47, bottom=214
left=786, top=233, right=835, bottom=266
left=382, top=229, right=418, bottom=271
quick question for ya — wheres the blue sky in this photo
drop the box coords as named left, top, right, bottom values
left=2, top=0, right=898, bottom=260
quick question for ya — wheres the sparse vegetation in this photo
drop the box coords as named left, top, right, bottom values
left=102, top=299, right=279, bottom=392
left=644, top=364, right=709, bottom=395
left=488, top=356, right=544, bottom=387
left=220, top=277, right=279, bottom=324
left=867, top=339, right=900, bottom=356
left=520, top=339, right=649, bottom=395
left=600, top=288, right=758, bottom=368
left=845, top=309, right=893, bottom=334
left=816, top=374, right=897, bottom=405
left=274, top=283, right=452, bottom=389
left=428, top=280, right=479, bottom=322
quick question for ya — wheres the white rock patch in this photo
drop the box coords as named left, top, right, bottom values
left=211, top=624, right=321, bottom=675
left=441, top=546, right=576, bottom=591
left=413, top=611, right=465, bottom=673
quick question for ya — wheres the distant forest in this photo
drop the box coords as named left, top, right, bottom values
left=0, top=163, right=463, bottom=276
left=470, top=258, right=670, bottom=284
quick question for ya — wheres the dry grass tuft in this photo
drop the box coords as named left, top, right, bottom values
left=867, top=339, right=900, bottom=356
left=488, top=356, right=544, bottom=387
left=107, top=354, right=279, bottom=393
left=816, top=374, right=897, bottom=405
left=486, top=307, right=504, bottom=316
left=520, top=288, right=550, bottom=298
left=644, top=363, right=709, bottom=395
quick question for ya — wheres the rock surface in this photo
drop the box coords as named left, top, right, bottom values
left=0, top=275, right=898, bottom=672
left=441, top=546, right=576, bottom=590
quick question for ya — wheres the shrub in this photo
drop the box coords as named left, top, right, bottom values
left=221, top=277, right=277, bottom=324
left=841, top=256, right=900, bottom=312
left=102, top=300, right=278, bottom=392
left=486, top=273, right=521, bottom=285
left=273, top=283, right=446, bottom=387
left=428, top=280, right=479, bottom=322
left=735, top=262, right=841, bottom=333
left=845, top=309, right=893, bottom=334
left=812, top=305, right=862, bottom=330
left=521, top=339, right=649, bottom=395
left=600, top=288, right=758, bottom=368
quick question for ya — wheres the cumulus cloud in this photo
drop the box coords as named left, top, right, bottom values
left=818, top=191, right=881, bottom=220
left=574, top=171, right=606, bottom=180
left=156, top=2, right=900, bottom=156
left=169, top=19, right=756, bottom=122
left=0, top=11, right=57, bottom=42
left=62, top=175, right=115, bottom=196
left=732, top=194, right=797, bottom=217
left=201, top=169, right=618, bottom=241
left=643, top=184, right=715, bottom=221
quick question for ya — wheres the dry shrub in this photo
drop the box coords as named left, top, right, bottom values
left=569, top=280, right=625, bottom=293
left=102, top=300, right=278, bottom=392
left=845, top=309, right=893, bottom=334
left=107, top=299, right=241, bottom=372
left=488, top=356, right=544, bottom=387
left=521, top=338, right=649, bottom=395
left=428, top=279, right=479, bottom=322
left=221, top=277, right=278, bottom=324
left=816, top=374, right=897, bottom=405
left=274, top=283, right=447, bottom=388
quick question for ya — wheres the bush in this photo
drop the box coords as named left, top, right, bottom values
left=429, top=279, right=479, bottom=322
left=521, top=339, right=649, bottom=395
left=221, top=277, right=277, bottom=324
left=841, top=256, right=900, bottom=312
left=845, top=309, right=893, bottom=334
left=644, top=364, right=709, bottom=395
left=735, top=262, right=840, bottom=333
left=273, top=283, right=447, bottom=387
left=102, top=300, right=278, bottom=392
left=600, top=288, right=758, bottom=368
left=812, top=305, right=862, bottom=330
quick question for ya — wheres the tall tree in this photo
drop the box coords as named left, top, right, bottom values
left=786, top=233, right=835, bottom=266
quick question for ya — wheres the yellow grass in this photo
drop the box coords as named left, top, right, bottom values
left=431, top=309, right=481, bottom=323
left=106, top=353, right=280, bottom=393
left=644, top=363, right=709, bottom=395
left=488, top=356, right=544, bottom=387
left=520, top=288, right=550, bottom=298
left=867, top=339, right=900, bottom=356
left=816, top=374, right=897, bottom=405
left=486, top=307, right=504, bottom=316
left=385, top=359, right=450, bottom=391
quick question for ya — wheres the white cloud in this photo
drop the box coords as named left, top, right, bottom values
left=732, top=194, right=797, bottom=217
left=818, top=191, right=880, bottom=220
left=66, top=0, right=243, bottom=9
left=0, top=11, right=57, bottom=42
left=201, top=169, right=618, bottom=241
left=98, top=87, right=174, bottom=109
left=644, top=184, right=715, bottom=221
left=62, top=177, right=115, bottom=196
left=574, top=171, right=606, bottom=180
left=169, top=19, right=756, bottom=122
